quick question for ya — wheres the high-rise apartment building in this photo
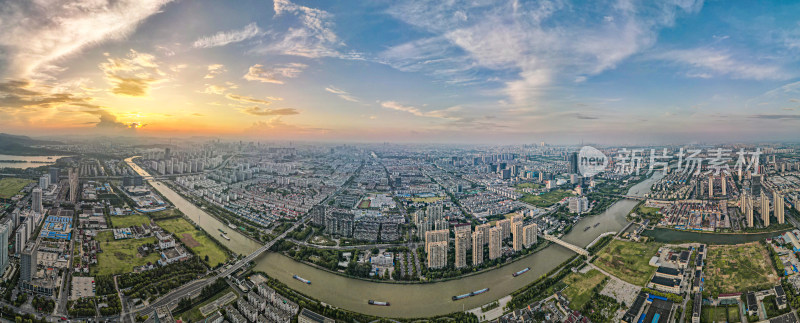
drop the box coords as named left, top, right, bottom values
left=496, top=219, right=511, bottom=240
left=512, top=222, right=524, bottom=252
left=472, top=230, right=484, bottom=266
left=20, top=242, right=37, bottom=282
left=475, top=223, right=491, bottom=246
left=523, top=223, right=538, bottom=248
left=775, top=191, right=785, bottom=224
left=761, top=192, right=770, bottom=227
left=708, top=175, right=714, bottom=197
left=48, top=167, right=59, bottom=184
left=568, top=152, right=578, bottom=174
left=15, top=225, right=26, bottom=254
left=489, top=227, right=502, bottom=260
left=427, top=241, right=448, bottom=269
left=455, top=231, right=469, bottom=268
left=31, top=188, right=43, bottom=214
left=746, top=194, right=754, bottom=227
left=568, top=196, right=589, bottom=214
left=0, top=221, right=9, bottom=275
left=324, top=210, right=354, bottom=237
left=38, top=175, right=49, bottom=190
left=425, top=229, right=448, bottom=254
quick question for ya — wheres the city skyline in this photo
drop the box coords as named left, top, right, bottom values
left=2, top=0, right=800, bottom=144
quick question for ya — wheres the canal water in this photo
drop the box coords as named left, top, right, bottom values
left=643, top=227, right=791, bottom=244
left=127, top=156, right=661, bottom=317
left=125, top=158, right=261, bottom=253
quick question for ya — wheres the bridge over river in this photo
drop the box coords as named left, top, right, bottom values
left=541, top=234, right=589, bottom=256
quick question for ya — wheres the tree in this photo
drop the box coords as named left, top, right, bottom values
left=177, top=297, right=192, bottom=311
left=204, top=255, right=209, bottom=262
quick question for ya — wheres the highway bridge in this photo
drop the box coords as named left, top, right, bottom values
left=216, top=218, right=306, bottom=278
left=541, top=234, right=589, bottom=256
left=586, top=232, right=616, bottom=249
left=618, top=194, right=647, bottom=201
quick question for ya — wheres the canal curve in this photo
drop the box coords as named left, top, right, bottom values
left=126, top=156, right=660, bottom=317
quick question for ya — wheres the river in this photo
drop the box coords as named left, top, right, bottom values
left=125, top=156, right=660, bottom=317
left=643, top=227, right=791, bottom=244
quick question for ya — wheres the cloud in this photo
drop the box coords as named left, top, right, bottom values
left=204, top=64, right=226, bottom=79
left=243, top=63, right=307, bottom=84
left=192, top=113, right=205, bottom=117
left=155, top=45, right=176, bottom=57
left=652, top=48, right=791, bottom=80
left=202, top=84, right=228, bottom=95
left=242, top=106, right=299, bottom=116
left=750, top=114, right=800, bottom=120
left=99, top=50, right=167, bottom=97
left=252, top=0, right=361, bottom=59
left=0, top=79, right=98, bottom=110
left=245, top=116, right=328, bottom=136
left=575, top=113, right=600, bottom=120
left=84, top=109, right=143, bottom=129
left=380, top=101, right=461, bottom=119
left=225, top=93, right=272, bottom=105
left=325, top=86, right=359, bottom=102
left=0, top=0, right=172, bottom=79
left=193, top=23, right=262, bottom=48
left=382, top=0, right=704, bottom=105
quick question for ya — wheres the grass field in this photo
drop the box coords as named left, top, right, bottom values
left=148, top=208, right=183, bottom=220
left=110, top=214, right=151, bottom=228
left=704, top=242, right=779, bottom=296
left=310, top=234, right=337, bottom=246
left=631, top=203, right=662, bottom=220
left=0, top=178, right=32, bottom=199
left=700, top=306, right=740, bottom=323
left=593, top=240, right=661, bottom=286
left=93, top=231, right=160, bottom=276
left=156, top=217, right=229, bottom=267
left=636, top=206, right=661, bottom=217
left=357, top=199, right=371, bottom=209
left=520, top=189, right=572, bottom=207
left=562, top=269, right=606, bottom=310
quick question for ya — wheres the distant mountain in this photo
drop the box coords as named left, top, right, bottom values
left=0, top=133, right=67, bottom=156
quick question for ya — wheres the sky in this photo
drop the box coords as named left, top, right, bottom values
left=1, top=0, right=800, bottom=144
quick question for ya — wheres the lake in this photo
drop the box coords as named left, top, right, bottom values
left=0, top=154, right=67, bottom=169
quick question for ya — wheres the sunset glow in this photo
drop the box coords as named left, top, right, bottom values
left=1, top=0, right=799, bottom=143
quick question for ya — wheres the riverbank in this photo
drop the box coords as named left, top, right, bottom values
left=161, top=180, right=265, bottom=245
left=280, top=240, right=556, bottom=285
left=127, top=155, right=663, bottom=317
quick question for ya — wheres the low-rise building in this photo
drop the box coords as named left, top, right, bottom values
left=648, top=276, right=681, bottom=294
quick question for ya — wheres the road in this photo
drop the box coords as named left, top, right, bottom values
left=286, top=238, right=406, bottom=250
left=74, top=155, right=340, bottom=321
left=53, top=233, right=75, bottom=317
left=124, top=214, right=309, bottom=321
